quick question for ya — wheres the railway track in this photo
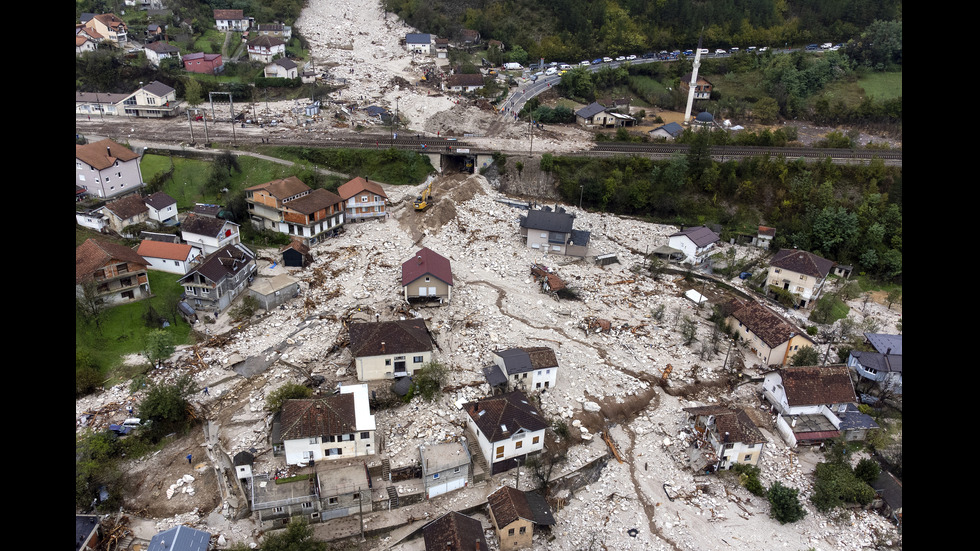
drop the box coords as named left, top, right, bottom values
left=590, top=142, right=902, bottom=164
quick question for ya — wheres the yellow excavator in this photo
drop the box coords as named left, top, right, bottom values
left=414, top=182, right=433, bottom=211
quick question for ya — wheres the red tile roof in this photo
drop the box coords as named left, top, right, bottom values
left=137, top=240, right=195, bottom=261
left=75, top=239, right=147, bottom=283
left=780, top=365, right=856, bottom=406
left=337, top=177, right=387, bottom=201
left=76, top=139, right=139, bottom=170
left=401, top=248, right=453, bottom=287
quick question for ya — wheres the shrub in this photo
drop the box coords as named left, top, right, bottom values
left=790, top=346, right=821, bottom=366
left=767, top=481, right=807, bottom=523
left=854, top=458, right=881, bottom=486
left=811, top=461, right=876, bottom=511
left=732, top=463, right=765, bottom=496
left=266, top=382, right=313, bottom=412
left=229, top=295, right=260, bottom=322
left=138, top=374, right=197, bottom=441
left=410, top=361, right=447, bottom=401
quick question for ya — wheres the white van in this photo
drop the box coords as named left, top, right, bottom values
left=545, top=67, right=557, bottom=76
left=122, top=418, right=142, bottom=428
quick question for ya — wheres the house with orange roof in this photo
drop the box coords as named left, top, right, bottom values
left=76, top=239, right=151, bottom=304
left=76, top=139, right=144, bottom=199
left=245, top=176, right=345, bottom=245
left=137, top=240, right=202, bottom=274
left=337, top=177, right=388, bottom=222
left=84, top=13, right=128, bottom=45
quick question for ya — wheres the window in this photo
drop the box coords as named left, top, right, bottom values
left=519, top=526, right=526, bottom=535
left=799, top=274, right=806, bottom=280
left=774, top=268, right=781, bottom=273
left=361, top=195, right=368, bottom=202
left=352, top=493, right=360, bottom=500
left=744, top=454, right=753, bottom=462
left=309, top=438, right=317, bottom=444
left=453, top=466, right=460, bottom=474
left=414, top=356, right=424, bottom=363
left=723, top=443, right=733, bottom=449
left=424, top=277, right=430, bottom=282
left=508, top=528, right=515, bottom=536
left=303, top=501, right=312, bottom=508
left=515, top=440, right=523, bottom=449
left=496, top=446, right=504, bottom=459
left=385, top=359, right=392, bottom=366
left=361, top=432, right=370, bottom=439
left=328, top=497, right=338, bottom=504
left=273, top=506, right=284, bottom=513
left=532, top=436, right=540, bottom=445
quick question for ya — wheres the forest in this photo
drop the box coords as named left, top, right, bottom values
left=543, top=145, right=902, bottom=282
left=382, top=0, right=901, bottom=63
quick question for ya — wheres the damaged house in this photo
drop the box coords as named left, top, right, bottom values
left=682, top=405, right=767, bottom=473
left=519, top=208, right=590, bottom=257
left=487, top=485, right=556, bottom=549
left=177, top=243, right=256, bottom=313
left=486, top=347, right=559, bottom=392
left=402, top=247, right=453, bottom=303
left=279, top=384, right=376, bottom=466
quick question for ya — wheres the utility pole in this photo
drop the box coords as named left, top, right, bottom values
left=186, top=110, right=195, bottom=143
left=358, top=486, right=365, bottom=541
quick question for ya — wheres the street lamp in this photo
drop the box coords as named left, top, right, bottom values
left=579, top=185, right=584, bottom=209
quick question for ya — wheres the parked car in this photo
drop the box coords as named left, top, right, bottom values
left=545, top=67, right=557, bottom=76
left=559, top=64, right=572, bottom=70
left=642, top=52, right=656, bottom=59
left=715, top=48, right=727, bottom=55
left=746, top=46, right=757, bottom=52
left=581, top=60, right=591, bottom=66
left=592, top=58, right=603, bottom=64
left=626, top=54, right=637, bottom=60
left=729, top=47, right=739, bottom=53
left=805, top=44, right=819, bottom=51
left=683, top=50, right=694, bottom=56
left=615, top=55, right=626, bottom=61
left=602, top=56, right=613, bottom=62
left=758, top=46, right=768, bottom=52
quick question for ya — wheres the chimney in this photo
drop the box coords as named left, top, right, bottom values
left=381, top=341, right=386, bottom=353
left=885, top=348, right=891, bottom=356
left=417, top=255, right=422, bottom=264
left=106, top=146, right=112, bottom=157
left=475, top=540, right=480, bottom=551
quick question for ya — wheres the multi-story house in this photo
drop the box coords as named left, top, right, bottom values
left=177, top=243, right=255, bottom=312
left=182, top=52, right=224, bottom=74
left=180, top=214, right=240, bottom=255
left=213, top=9, right=251, bottom=31
left=489, top=347, right=559, bottom=392
left=767, top=249, right=835, bottom=308
left=118, top=81, right=180, bottom=118
left=682, top=405, right=767, bottom=472
left=249, top=459, right=372, bottom=529
left=84, top=13, right=128, bottom=45
left=420, top=441, right=471, bottom=499
left=279, top=384, right=376, bottom=466
left=245, top=176, right=345, bottom=246
left=76, top=239, right=151, bottom=304
left=726, top=298, right=815, bottom=367
left=247, top=36, right=286, bottom=63
left=463, top=391, right=548, bottom=475
left=101, top=194, right=149, bottom=235
left=518, top=208, right=590, bottom=257
left=848, top=333, right=903, bottom=395
left=667, top=226, right=720, bottom=265
left=422, top=512, right=488, bottom=551
left=401, top=248, right=453, bottom=303
left=487, top=486, right=556, bottom=550
left=337, top=177, right=388, bottom=222
left=348, top=319, right=434, bottom=381
left=75, top=139, right=144, bottom=199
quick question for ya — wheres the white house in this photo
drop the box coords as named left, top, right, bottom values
left=180, top=214, right=241, bottom=255
left=762, top=365, right=869, bottom=446
left=348, top=319, right=433, bottom=381
left=264, top=58, right=297, bottom=79
left=463, top=391, right=548, bottom=475
left=76, top=139, right=144, bottom=199
left=137, top=240, right=201, bottom=275
left=144, top=192, right=178, bottom=225
left=419, top=441, right=472, bottom=499
left=214, top=9, right=251, bottom=31
left=490, top=347, right=559, bottom=392
left=848, top=333, right=902, bottom=395
left=247, top=36, right=285, bottom=63
left=767, top=249, right=835, bottom=308
left=667, top=226, right=720, bottom=265
left=144, top=41, right=181, bottom=66
left=118, top=81, right=181, bottom=118
left=280, top=384, right=376, bottom=466
left=405, top=33, right=432, bottom=55
left=75, top=208, right=109, bottom=232
left=682, top=405, right=766, bottom=472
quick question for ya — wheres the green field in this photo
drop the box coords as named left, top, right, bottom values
left=856, top=71, right=902, bottom=100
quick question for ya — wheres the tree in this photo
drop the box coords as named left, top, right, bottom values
left=266, top=382, right=313, bottom=412
left=854, top=458, right=881, bottom=486
left=886, top=289, right=902, bottom=309
left=76, top=280, right=108, bottom=334
left=260, top=519, right=327, bottom=551
left=138, top=374, right=196, bottom=439
left=790, top=346, right=820, bottom=366
left=411, top=361, right=448, bottom=401
left=184, top=77, right=204, bottom=106
left=144, top=329, right=175, bottom=368
left=767, top=481, right=807, bottom=524
left=753, top=96, right=780, bottom=124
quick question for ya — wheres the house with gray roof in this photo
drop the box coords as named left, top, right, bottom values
left=487, top=485, right=556, bottom=549
left=180, top=214, right=241, bottom=255
left=649, top=121, right=684, bottom=140
left=264, top=57, right=297, bottom=78
left=668, top=225, right=720, bottom=265
left=405, top=33, right=433, bottom=55
left=177, top=243, right=255, bottom=313
left=848, top=333, right=902, bottom=395
left=119, top=81, right=180, bottom=118
left=489, top=347, right=558, bottom=392
left=422, top=511, right=488, bottom=551
left=519, top=208, right=590, bottom=257
left=144, top=41, right=181, bottom=66
left=420, top=441, right=472, bottom=499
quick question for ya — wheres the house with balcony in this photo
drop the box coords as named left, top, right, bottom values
left=681, top=73, right=713, bottom=100
left=762, top=365, right=875, bottom=446
left=518, top=207, right=590, bottom=257
left=76, top=91, right=129, bottom=117
left=118, top=81, right=181, bottom=118
left=848, top=333, right=902, bottom=395
left=247, top=35, right=286, bottom=63
left=725, top=298, right=815, bottom=367
left=180, top=214, right=240, bottom=255
left=338, top=177, right=388, bottom=222
left=257, top=23, right=292, bottom=40
left=682, top=405, right=767, bottom=473
left=348, top=319, right=434, bottom=381
left=76, top=239, right=151, bottom=305
left=245, top=176, right=344, bottom=246
left=463, top=390, right=548, bottom=475
left=177, top=243, right=255, bottom=313
left=76, top=139, right=144, bottom=199
left=767, top=249, right=835, bottom=308
left=487, top=485, right=556, bottom=550
left=83, top=13, right=128, bottom=45
left=667, top=226, right=720, bottom=265
left=280, top=384, right=376, bottom=466
left=214, top=9, right=251, bottom=31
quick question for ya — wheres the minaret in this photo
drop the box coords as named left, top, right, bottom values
left=683, top=33, right=704, bottom=125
